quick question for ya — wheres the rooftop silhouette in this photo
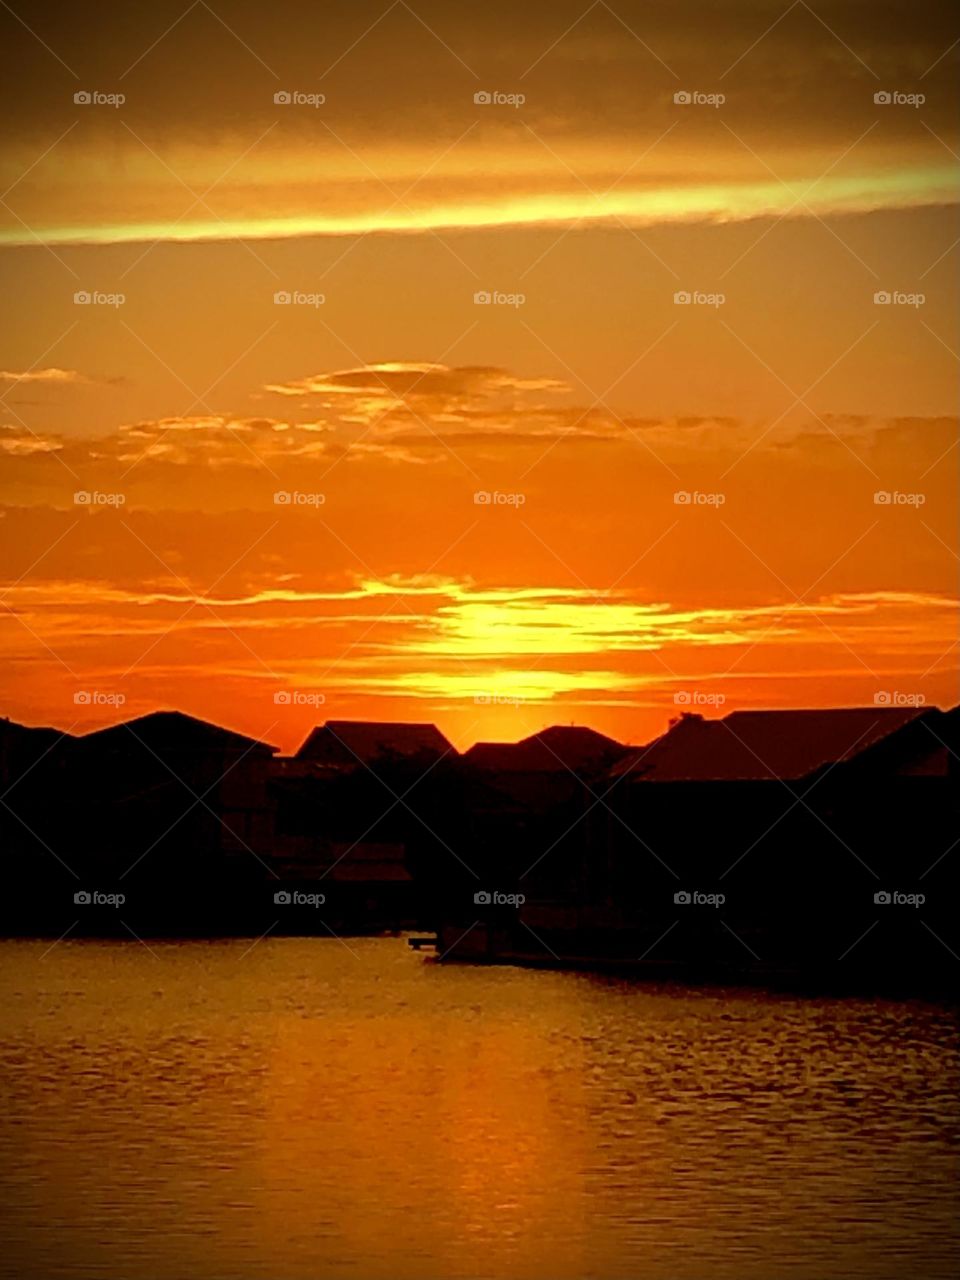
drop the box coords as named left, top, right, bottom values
left=0, top=703, right=955, bottom=992
left=610, top=706, right=928, bottom=783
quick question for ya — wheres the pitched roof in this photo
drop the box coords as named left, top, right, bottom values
left=0, top=718, right=75, bottom=769
left=611, top=707, right=925, bottom=783
left=0, top=717, right=73, bottom=751
left=462, top=742, right=528, bottom=771
left=831, top=705, right=959, bottom=780
left=464, top=725, right=626, bottom=773
left=295, top=720, right=454, bottom=765
left=76, top=710, right=278, bottom=755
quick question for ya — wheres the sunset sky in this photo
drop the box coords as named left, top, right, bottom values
left=1, top=0, right=957, bottom=750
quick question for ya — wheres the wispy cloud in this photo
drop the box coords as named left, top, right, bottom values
left=0, top=367, right=90, bottom=386
left=1, top=574, right=954, bottom=713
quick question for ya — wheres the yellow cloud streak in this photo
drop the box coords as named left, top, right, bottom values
left=3, top=169, right=955, bottom=246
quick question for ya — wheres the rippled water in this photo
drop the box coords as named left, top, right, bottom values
left=0, top=938, right=956, bottom=1280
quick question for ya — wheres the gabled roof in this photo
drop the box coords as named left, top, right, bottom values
left=76, top=710, right=278, bottom=755
left=295, top=720, right=454, bottom=765
left=526, top=725, right=626, bottom=766
left=464, top=725, right=627, bottom=773
left=462, top=742, right=527, bottom=771
left=611, top=707, right=925, bottom=783
left=0, top=717, right=75, bottom=767
left=0, top=717, right=74, bottom=750
left=829, top=705, right=959, bottom=780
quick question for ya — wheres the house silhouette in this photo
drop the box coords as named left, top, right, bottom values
left=610, top=706, right=925, bottom=783
left=465, top=725, right=628, bottom=774
left=295, top=720, right=454, bottom=767
left=0, top=703, right=955, bottom=991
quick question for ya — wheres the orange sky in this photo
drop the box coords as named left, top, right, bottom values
left=1, top=0, right=957, bottom=751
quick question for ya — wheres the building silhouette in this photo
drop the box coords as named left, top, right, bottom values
left=0, top=705, right=956, bottom=989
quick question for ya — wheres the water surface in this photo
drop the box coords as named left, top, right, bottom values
left=0, top=938, right=956, bottom=1279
